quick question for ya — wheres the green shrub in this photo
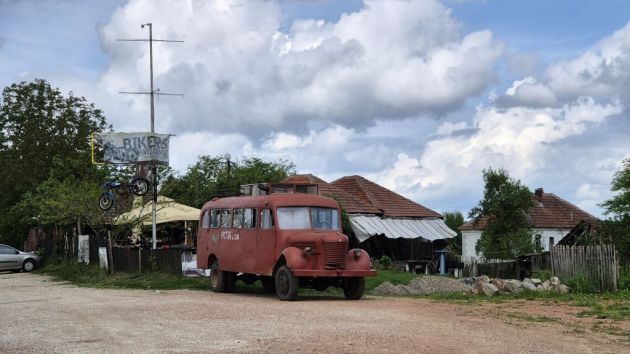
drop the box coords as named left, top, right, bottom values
left=532, top=270, right=551, bottom=280
left=564, top=274, right=599, bottom=293
left=379, top=256, right=392, bottom=270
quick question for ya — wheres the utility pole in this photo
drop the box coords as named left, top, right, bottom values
left=118, top=23, right=183, bottom=249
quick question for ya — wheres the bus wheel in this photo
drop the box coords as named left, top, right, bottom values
left=274, top=266, right=298, bottom=301
left=209, top=260, right=229, bottom=293
left=342, top=277, right=365, bottom=300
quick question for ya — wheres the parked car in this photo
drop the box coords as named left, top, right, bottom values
left=0, top=244, right=42, bottom=272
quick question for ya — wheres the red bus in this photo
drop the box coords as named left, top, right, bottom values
left=196, top=193, right=376, bottom=300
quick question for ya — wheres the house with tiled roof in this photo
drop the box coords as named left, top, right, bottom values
left=282, top=174, right=455, bottom=270
left=460, top=188, right=599, bottom=260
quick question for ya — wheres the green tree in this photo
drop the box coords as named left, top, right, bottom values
left=443, top=211, right=464, bottom=255
left=0, top=79, right=109, bottom=246
left=469, top=168, right=535, bottom=259
left=160, top=155, right=295, bottom=208
left=600, top=158, right=630, bottom=260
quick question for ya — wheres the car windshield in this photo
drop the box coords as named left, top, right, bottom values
left=277, top=207, right=339, bottom=230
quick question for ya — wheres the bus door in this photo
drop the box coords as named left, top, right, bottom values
left=232, top=207, right=257, bottom=274
left=254, top=208, right=276, bottom=276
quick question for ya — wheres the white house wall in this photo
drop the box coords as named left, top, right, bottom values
left=462, top=228, right=571, bottom=260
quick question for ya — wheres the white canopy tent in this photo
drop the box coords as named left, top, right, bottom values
left=114, top=196, right=200, bottom=225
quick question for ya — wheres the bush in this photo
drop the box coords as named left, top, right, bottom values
left=564, top=274, right=599, bottom=293
left=378, top=256, right=392, bottom=270
left=532, top=270, right=551, bottom=280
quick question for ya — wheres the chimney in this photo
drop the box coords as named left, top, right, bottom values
left=535, top=187, right=544, bottom=201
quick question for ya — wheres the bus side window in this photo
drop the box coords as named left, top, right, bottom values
left=201, top=210, right=210, bottom=229
left=261, top=209, right=274, bottom=229
left=233, top=208, right=244, bottom=228
left=244, top=208, right=256, bottom=228
left=221, top=209, right=231, bottom=228
left=210, top=209, right=220, bottom=228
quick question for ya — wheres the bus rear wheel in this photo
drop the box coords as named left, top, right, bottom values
left=209, top=260, right=230, bottom=293
left=274, top=266, right=298, bottom=301
left=342, top=277, right=365, bottom=300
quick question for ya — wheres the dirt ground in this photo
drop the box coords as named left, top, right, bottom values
left=1, top=273, right=628, bottom=353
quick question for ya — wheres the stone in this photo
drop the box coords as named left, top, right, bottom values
left=522, top=281, right=537, bottom=291
left=523, top=277, right=531, bottom=284
left=558, top=284, right=570, bottom=294
left=529, top=278, right=542, bottom=286
left=542, top=280, right=550, bottom=290
left=475, top=275, right=490, bottom=283
left=550, top=276, right=560, bottom=286
left=536, top=285, right=543, bottom=291
left=491, top=278, right=505, bottom=290
left=503, top=280, right=523, bottom=293
left=481, top=282, right=499, bottom=296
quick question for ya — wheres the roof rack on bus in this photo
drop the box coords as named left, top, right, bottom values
left=239, top=183, right=319, bottom=196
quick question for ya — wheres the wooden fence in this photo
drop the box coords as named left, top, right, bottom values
left=461, top=258, right=516, bottom=279
left=111, top=247, right=183, bottom=274
left=551, top=245, right=619, bottom=292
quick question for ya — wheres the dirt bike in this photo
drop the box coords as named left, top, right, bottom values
left=98, top=177, right=150, bottom=211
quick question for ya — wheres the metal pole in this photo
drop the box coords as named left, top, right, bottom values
left=147, top=22, right=158, bottom=250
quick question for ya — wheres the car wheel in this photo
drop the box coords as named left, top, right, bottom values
left=22, top=259, right=36, bottom=272
left=274, top=265, right=298, bottom=301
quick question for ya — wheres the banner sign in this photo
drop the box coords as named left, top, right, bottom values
left=97, top=132, right=170, bottom=165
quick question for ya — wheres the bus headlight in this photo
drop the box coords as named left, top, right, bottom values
left=303, top=247, right=313, bottom=256
left=353, top=249, right=362, bottom=259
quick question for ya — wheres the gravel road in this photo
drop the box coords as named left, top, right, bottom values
left=0, top=272, right=626, bottom=353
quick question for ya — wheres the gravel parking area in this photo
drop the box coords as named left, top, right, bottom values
left=0, top=272, right=627, bottom=353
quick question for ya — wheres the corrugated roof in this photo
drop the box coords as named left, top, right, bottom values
left=460, top=189, right=598, bottom=231
left=350, top=215, right=456, bottom=242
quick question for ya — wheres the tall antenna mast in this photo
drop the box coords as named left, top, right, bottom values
left=118, top=23, right=184, bottom=250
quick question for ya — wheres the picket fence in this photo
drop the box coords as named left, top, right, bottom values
left=551, top=244, right=619, bottom=292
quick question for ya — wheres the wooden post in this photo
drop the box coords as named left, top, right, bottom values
left=107, top=230, right=114, bottom=274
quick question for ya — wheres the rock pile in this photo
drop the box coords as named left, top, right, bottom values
left=372, top=276, right=473, bottom=296
left=460, top=276, right=571, bottom=296
left=371, top=275, right=572, bottom=297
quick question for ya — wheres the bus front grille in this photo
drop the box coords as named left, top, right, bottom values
left=323, top=241, right=347, bottom=268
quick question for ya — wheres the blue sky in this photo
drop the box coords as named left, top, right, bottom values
left=1, top=0, right=629, bottom=218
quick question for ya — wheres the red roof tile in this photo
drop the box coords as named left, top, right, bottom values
left=281, top=174, right=381, bottom=214
left=330, top=175, right=442, bottom=218
left=460, top=189, right=598, bottom=231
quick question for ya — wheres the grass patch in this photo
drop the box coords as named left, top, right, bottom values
left=365, top=269, right=417, bottom=291
left=37, top=259, right=207, bottom=290
left=507, top=312, right=560, bottom=323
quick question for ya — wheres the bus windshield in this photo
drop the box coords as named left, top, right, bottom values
left=277, top=207, right=339, bottom=230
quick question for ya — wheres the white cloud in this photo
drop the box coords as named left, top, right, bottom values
left=370, top=98, right=623, bottom=211
left=97, top=0, right=503, bottom=137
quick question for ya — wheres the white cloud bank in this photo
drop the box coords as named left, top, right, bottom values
left=98, top=0, right=502, bottom=136
left=371, top=22, right=630, bottom=215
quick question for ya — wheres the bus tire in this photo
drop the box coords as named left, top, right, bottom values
left=342, top=277, right=365, bottom=300
left=274, top=265, right=298, bottom=301
left=209, top=260, right=229, bottom=293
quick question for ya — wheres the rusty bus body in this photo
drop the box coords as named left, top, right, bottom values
left=197, top=193, right=376, bottom=300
